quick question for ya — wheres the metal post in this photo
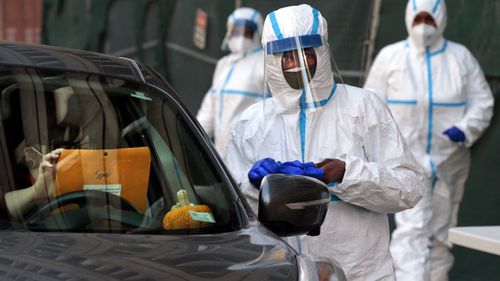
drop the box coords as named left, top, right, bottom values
left=362, top=0, right=382, bottom=85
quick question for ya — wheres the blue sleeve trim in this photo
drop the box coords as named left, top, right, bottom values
left=432, top=101, right=466, bottom=107
left=266, top=34, right=322, bottom=54
left=387, top=99, right=417, bottom=105
left=232, top=19, right=258, bottom=31
left=311, top=8, right=319, bottom=35
left=412, top=0, right=417, bottom=11
left=432, top=0, right=442, bottom=14
left=269, top=12, right=284, bottom=40
left=326, top=178, right=341, bottom=202
left=220, top=89, right=264, bottom=98
left=330, top=195, right=340, bottom=202
left=327, top=182, right=341, bottom=202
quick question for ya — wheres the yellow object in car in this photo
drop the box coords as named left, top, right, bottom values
left=162, top=189, right=215, bottom=230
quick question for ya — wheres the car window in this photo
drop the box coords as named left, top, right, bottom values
left=0, top=66, right=241, bottom=234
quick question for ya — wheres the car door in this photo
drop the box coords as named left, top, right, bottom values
left=0, top=67, right=49, bottom=195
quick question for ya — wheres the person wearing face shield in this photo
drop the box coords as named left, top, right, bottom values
left=364, top=1, right=494, bottom=280
left=225, top=4, right=425, bottom=280
left=196, top=7, right=265, bottom=159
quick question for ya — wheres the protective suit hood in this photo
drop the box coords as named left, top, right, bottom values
left=222, top=7, right=263, bottom=53
left=405, top=0, right=447, bottom=50
left=261, top=4, right=335, bottom=114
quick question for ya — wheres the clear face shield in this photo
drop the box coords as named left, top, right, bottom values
left=264, top=34, right=345, bottom=112
left=221, top=19, right=258, bottom=53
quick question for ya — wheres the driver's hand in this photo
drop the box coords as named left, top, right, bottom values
left=32, top=148, right=63, bottom=203
left=316, top=158, right=346, bottom=184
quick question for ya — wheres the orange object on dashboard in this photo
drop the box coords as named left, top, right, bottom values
left=55, top=147, right=151, bottom=213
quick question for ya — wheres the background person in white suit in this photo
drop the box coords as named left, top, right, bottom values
left=364, top=0, right=494, bottom=280
left=196, top=7, right=265, bottom=159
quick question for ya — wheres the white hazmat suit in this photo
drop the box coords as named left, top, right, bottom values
left=225, top=5, right=425, bottom=280
left=364, top=0, right=494, bottom=280
left=196, top=7, right=265, bottom=158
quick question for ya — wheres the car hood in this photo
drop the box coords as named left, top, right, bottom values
left=0, top=224, right=297, bottom=280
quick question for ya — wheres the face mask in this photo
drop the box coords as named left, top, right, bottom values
left=410, top=24, right=439, bottom=48
left=227, top=37, right=255, bottom=53
left=283, top=65, right=317, bottom=90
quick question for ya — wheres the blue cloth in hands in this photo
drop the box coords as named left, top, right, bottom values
left=248, top=158, right=279, bottom=188
left=278, top=160, right=324, bottom=180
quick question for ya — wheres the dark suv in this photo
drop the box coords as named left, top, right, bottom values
left=0, top=41, right=345, bottom=280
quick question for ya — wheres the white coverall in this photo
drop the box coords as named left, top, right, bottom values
left=364, top=1, right=494, bottom=280
left=196, top=7, right=265, bottom=159
left=225, top=5, right=424, bottom=281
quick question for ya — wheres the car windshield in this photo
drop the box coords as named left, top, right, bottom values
left=0, top=66, right=242, bottom=234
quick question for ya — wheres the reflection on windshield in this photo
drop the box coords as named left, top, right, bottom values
left=0, top=67, right=240, bottom=234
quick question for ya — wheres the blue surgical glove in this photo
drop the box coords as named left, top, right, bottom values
left=248, top=158, right=279, bottom=188
left=278, top=160, right=306, bottom=175
left=278, top=160, right=324, bottom=181
left=443, top=126, right=465, bottom=142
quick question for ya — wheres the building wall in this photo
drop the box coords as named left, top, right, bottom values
left=42, top=0, right=373, bottom=114
left=0, top=0, right=42, bottom=43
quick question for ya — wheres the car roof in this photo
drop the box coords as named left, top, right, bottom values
left=0, top=40, right=159, bottom=85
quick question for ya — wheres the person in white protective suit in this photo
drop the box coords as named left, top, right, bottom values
left=225, top=4, right=425, bottom=281
left=196, top=7, right=265, bottom=159
left=364, top=0, right=494, bottom=280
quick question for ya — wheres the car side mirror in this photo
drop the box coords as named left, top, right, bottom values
left=258, top=174, right=330, bottom=237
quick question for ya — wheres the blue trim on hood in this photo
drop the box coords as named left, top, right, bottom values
left=269, top=12, right=284, bottom=40
left=432, top=0, right=442, bottom=14
left=311, top=8, right=319, bottom=34
left=251, top=10, right=258, bottom=21
left=232, top=19, right=258, bottom=31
